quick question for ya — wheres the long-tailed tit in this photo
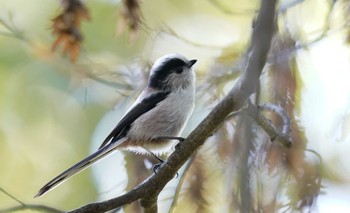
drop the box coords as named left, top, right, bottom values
left=35, top=54, right=197, bottom=197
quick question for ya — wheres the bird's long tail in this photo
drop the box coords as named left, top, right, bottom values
left=35, top=139, right=124, bottom=197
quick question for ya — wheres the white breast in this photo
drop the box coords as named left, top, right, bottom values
left=126, top=85, right=195, bottom=153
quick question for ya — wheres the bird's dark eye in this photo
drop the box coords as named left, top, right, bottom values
left=175, top=67, right=183, bottom=74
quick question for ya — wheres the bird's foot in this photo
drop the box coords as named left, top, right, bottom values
left=153, top=162, right=163, bottom=174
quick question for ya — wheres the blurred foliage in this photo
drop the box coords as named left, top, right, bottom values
left=51, top=0, right=91, bottom=62
left=0, top=0, right=350, bottom=212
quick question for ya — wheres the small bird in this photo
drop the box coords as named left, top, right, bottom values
left=35, top=54, right=197, bottom=197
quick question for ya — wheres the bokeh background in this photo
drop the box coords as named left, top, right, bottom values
left=0, top=0, right=350, bottom=212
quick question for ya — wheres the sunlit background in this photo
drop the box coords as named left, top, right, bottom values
left=0, top=0, right=350, bottom=212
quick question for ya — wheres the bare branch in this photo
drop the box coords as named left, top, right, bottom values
left=246, top=100, right=292, bottom=148
left=0, top=204, right=63, bottom=213
left=0, top=187, right=25, bottom=206
left=0, top=12, right=26, bottom=40
left=259, top=103, right=291, bottom=135
left=0, top=187, right=63, bottom=213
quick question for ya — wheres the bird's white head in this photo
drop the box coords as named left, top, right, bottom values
left=148, top=54, right=197, bottom=91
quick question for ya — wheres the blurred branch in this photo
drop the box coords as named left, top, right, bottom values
left=206, top=0, right=343, bottom=90
left=116, top=0, right=142, bottom=41
left=0, top=204, right=63, bottom=213
left=67, top=0, right=278, bottom=212
left=0, top=12, right=26, bottom=40
left=0, top=187, right=63, bottom=213
left=279, top=0, right=304, bottom=13
left=246, top=100, right=292, bottom=148
left=0, top=187, right=25, bottom=206
left=259, top=103, right=291, bottom=136
left=205, top=58, right=245, bottom=86
left=295, top=0, right=340, bottom=48
left=161, top=28, right=221, bottom=48
left=208, top=0, right=305, bottom=16
left=305, top=148, right=323, bottom=190
left=206, top=0, right=256, bottom=15
left=225, top=100, right=292, bottom=148
left=85, top=71, right=134, bottom=90
left=168, top=152, right=198, bottom=213
left=262, top=0, right=348, bottom=86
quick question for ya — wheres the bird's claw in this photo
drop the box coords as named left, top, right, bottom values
left=152, top=163, right=179, bottom=178
left=153, top=163, right=162, bottom=174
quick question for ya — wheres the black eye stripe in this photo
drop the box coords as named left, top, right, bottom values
left=149, top=58, right=187, bottom=89
left=155, top=58, right=187, bottom=77
left=175, top=67, right=183, bottom=74
left=160, top=58, right=187, bottom=72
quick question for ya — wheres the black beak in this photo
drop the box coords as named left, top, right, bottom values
left=188, top=59, right=197, bottom=67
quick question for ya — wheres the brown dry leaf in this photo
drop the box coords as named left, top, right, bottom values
left=51, top=0, right=90, bottom=62
left=116, top=0, right=142, bottom=42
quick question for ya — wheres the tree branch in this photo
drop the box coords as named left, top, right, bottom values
left=0, top=187, right=63, bottom=213
left=140, top=196, right=158, bottom=213
left=246, top=100, right=292, bottom=148
left=259, top=102, right=291, bottom=135
left=68, top=0, right=278, bottom=212
left=0, top=204, right=63, bottom=213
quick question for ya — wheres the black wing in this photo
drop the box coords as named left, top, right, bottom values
left=98, top=91, right=171, bottom=149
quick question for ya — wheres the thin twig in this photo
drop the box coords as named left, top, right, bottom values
left=246, top=100, right=292, bottom=148
left=259, top=103, right=291, bottom=135
left=0, top=12, right=26, bottom=40
left=0, top=204, right=63, bottom=213
left=0, top=187, right=25, bottom=206
left=0, top=187, right=63, bottom=213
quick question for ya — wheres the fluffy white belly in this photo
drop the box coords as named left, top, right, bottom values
left=125, top=87, right=194, bottom=154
